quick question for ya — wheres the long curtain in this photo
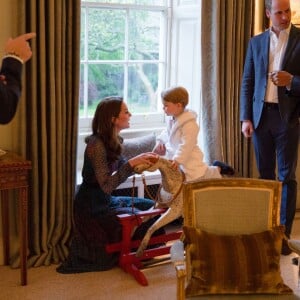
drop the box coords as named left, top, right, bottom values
left=200, top=0, right=255, bottom=177
left=10, top=0, right=81, bottom=267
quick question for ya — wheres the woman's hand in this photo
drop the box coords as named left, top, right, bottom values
left=128, top=152, right=158, bottom=168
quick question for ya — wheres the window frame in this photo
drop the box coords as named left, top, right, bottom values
left=79, top=1, right=172, bottom=133
left=77, top=0, right=201, bottom=182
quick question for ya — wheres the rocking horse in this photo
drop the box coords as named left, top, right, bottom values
left=106, top=156, right=184, bottom=286
left=133, top=156, right=186, bottom=256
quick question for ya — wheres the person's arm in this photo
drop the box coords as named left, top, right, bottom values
left=153, top=118, right=172, bottom=155
left=155, top=128, right=168, bottom=146
left=240, top=39, right=256, bottom=138
left=88, top=138, right=157, bottom=194
left=240, top=40, right=255, bottom=123
left=0, top=32, right=36, bottom=124
left=88, top=139, right=133, bottom=194
left=0, top=57, right=22, bottom=124
left=285, top=73, right=300, bottom=97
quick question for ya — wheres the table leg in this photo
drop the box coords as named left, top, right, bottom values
left=1, top=190, right=10, bottom=265
left=19, top=187, right=28, bottom=286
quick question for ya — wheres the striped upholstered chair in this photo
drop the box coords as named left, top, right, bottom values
left=171, top=178, right=293, bottom=300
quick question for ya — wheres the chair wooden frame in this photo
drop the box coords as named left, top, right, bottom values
left=175, top=177, right=282, bottom=300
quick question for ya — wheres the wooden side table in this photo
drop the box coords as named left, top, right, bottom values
left=0, top=151, right=31, bottom=285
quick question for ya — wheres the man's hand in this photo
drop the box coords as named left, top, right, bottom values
left=4, top=32, right=36, bottom=63
left=241, top=120, right=254, bottom=138
left=269, top=70, right=293, bottom=87
left=0, top=75, right=7, bottom=85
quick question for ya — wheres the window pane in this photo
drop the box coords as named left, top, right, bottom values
left=80, top=0, right=168, bottom=121
left=88, top=9, right=125, bottom=60
left=127, top=63, right=159, bottom=113
left=129, top=10, right=161, bottom=60
left=85, top=64, right=124, bottom=116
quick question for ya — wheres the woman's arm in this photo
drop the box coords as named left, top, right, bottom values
left=87, top=138, right=158, bottom=194
left=88, top=139, right=133, bottom=194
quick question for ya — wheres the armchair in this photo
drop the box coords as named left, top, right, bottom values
left=171, top=178, right=293, bottom=299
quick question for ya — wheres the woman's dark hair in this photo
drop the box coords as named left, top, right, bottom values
left=89, top=96, right=124, bottom=163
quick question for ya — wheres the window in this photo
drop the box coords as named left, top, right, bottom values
left=77, top=0, right=201, bottom=180
left=80, top=0, right=169, bottom=131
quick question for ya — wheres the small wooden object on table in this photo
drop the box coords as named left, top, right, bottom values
left=0, top=151, right=31, bottom=286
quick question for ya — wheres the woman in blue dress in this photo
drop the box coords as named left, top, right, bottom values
left=57, top=96, right=159, bottom=273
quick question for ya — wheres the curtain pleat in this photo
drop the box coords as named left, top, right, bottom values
left=200, top=0, right=254, bottom=177
left=10, top=0, right=80, bottom=267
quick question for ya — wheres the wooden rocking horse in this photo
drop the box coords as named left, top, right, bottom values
left=106, top=156, right=184, bottom=286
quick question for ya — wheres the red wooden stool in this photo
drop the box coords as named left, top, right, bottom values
left=106, top=208, right=182, bottom=286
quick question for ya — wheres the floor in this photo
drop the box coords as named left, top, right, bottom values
left=0, top=213, right=299, bottom=300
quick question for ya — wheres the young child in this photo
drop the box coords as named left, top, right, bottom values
left=153, top=86, right=234, bottom=181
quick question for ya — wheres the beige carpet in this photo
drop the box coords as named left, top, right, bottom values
left=0, top=255, right=299, bottom=300
left=0, top=214, right=300, bottom=300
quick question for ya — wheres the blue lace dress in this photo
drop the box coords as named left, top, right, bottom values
left=57, top=136, right=160, bottom=273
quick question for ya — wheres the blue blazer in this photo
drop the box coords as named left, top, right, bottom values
left=0, top=57, right=22, bottom=124
left=240, top=25, right=300, bottom=128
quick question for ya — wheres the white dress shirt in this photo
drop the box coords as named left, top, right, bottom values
left=265, top=24, right=291, bottom=103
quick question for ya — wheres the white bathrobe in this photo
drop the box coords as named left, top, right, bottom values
left=156, top=109, right=209, bottom=181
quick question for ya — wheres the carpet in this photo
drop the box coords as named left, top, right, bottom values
left=0, top=253, right=299, bottom=300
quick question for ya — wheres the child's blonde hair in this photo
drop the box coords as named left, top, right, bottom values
left=161, top=86, right=189, bottom=107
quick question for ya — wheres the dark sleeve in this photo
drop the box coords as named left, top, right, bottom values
left=0, top=57, right=23, bottom=124
left=87, top=138, right=134, bottom=194
left=287, top=75, right=300, bottom=97
left=240, top=39, right=255, bottom=122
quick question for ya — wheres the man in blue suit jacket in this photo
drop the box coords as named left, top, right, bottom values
left=0, top=32, right=35, bottom=124
left=240, top=0, right=300, bottom=255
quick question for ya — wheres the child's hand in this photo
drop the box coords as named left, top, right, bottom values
left=170, top=160, right=179, bottom=170
left=153, top=142, right=166, bottom=155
